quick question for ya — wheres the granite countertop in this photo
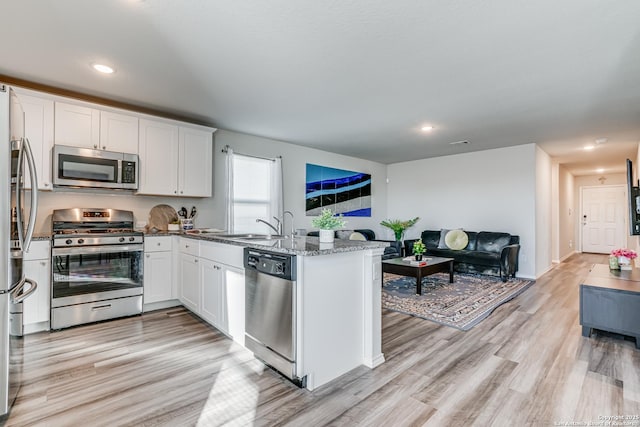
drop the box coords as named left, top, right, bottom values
left=146, top=231, right=389, bottom=256
left=33, top=234, right=52, bottom=241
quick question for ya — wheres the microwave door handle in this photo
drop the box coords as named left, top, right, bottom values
left=22, top=138, right=38, bottom=252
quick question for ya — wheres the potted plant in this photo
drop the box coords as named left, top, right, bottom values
left=412, top=239, right=426, bottom=261
left=311, top=208, right=347, bottom=243
left=380, top=217, right=420, bottom=241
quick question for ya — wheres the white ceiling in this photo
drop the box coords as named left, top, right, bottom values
left=3, top=0, right=640, bottom=175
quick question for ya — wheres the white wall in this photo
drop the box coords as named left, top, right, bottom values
left=386, top=144, right=537, bottom=278
left=33, top=129, right=388, bottom=237
left=212, top=130, right=389, bottom=236
left=557, top=164, right=576, bottom=261
left=33, top=190, right=216, bottom=235
left=535, top=146, right=552, bottom=276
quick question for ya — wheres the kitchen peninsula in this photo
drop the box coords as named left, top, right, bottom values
left=149, top=232, right=388, bottom=391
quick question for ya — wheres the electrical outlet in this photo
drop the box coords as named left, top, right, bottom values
left=569, top=240, right=573, bottom=248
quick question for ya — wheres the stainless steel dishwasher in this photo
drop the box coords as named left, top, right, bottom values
left=244, top=248, right=305, bottom=387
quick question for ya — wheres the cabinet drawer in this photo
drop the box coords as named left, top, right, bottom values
left=24, top=240, right=51, bottom=261
left=179, top=238, right=200, bottom=256
left=144, top=236, right=173, bottom=252
left=200, top=241, right=244, bottom=268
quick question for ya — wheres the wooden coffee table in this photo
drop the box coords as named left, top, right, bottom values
left=382, top=256, right=454, bottom=295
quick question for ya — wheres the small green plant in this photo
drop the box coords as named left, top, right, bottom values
left=311, top=208, right=347, bottom=230
left=380, top=217, right=420, bottom=241
left=412, top=239, right=426, bottom=255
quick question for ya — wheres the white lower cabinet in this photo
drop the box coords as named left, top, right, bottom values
left=143, top=236, right=176, bottom=310
left=199, top=258, right=224, bottom=328
left=223, top=264, right=245, bottom=345
left=23, top=240, right=51, bottom=333
left=173, top=238, right=245, bottom=342
left=144, top=251, right=173, bottom=304
left=179, top=253, right=201, bottom=313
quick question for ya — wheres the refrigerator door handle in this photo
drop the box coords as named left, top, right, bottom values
left=15, top=137, right=38, bottom=253
left=10, top=277, right=37, bottom=304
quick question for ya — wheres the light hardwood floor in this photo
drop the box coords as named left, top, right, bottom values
left=4, top=253, right=640, bottom=426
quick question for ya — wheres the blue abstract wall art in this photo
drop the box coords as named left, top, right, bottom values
left=305, top=163, right=371, bottom=217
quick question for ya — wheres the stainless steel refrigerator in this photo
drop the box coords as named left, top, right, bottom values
left=0, top=85, right=39, bottom=418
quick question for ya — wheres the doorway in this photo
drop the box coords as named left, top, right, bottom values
left=580, top=185, right=626, bottom=254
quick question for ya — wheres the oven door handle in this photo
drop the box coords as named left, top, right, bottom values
left=52, top=244, right=144, bottom=256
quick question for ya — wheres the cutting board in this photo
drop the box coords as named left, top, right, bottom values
left=146, top=204, right=179, bottom=232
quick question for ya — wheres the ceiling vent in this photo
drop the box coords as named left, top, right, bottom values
left=449, top=140, right=469, bottom=145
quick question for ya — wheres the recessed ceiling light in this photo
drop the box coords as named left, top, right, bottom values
left=584, top=145, right=595, bottom=151
left=595, top=138, right=608, bottom=145
left=91, top=63, right=115, bottom=74
left=596, top=168, right=605, bottom=173
left=421, top=126, right=434, bottom=132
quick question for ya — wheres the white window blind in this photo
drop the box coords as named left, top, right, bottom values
left=232, top=155, right=273, bottom=233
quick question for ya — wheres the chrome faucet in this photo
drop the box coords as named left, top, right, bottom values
left=283, top=211, right=294, bottom=238
left=256, top=218, right=281, bottom=235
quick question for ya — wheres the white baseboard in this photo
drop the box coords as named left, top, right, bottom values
left=143, top=299, right=181, bottom=313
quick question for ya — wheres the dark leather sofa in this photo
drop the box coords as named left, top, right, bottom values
left=306, top=229, right=402, bottom=260
left=405, top=230, right=520, bottom=281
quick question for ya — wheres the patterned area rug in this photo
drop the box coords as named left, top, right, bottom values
left=382, top=272, right=534, bottom=331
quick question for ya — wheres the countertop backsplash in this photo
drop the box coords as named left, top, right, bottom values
left=31, top=190, right=219, bottom=235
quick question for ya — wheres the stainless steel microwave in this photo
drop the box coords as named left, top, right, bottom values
left=53, top=145, right=138, bottom=190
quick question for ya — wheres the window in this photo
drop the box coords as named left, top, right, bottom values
left=229, top=154, right=281, bottom=233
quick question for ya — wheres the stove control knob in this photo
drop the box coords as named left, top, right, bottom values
left=129, top=237, right=135, bottom=242
left=77, top=239, right=85, bottom=244
left=119, top=237, right=125, bottom=243
left=65, top=239, right=73, bottom=245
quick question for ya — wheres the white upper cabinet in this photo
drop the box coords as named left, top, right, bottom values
left=54, top=101, right=138, bottom=154
left=179, top=127, right=212, bottom=197
left=18, top=92, right=54, bottom=190
left=99, top=111, right=139, bottom=153
left=54, top=101, right=100, bottom=149
left=138, top=119, right=180, bottom=195
left=138, top=119, right=213, bottom=197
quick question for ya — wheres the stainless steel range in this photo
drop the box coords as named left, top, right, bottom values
left=51, top=208, right=143, bottom=329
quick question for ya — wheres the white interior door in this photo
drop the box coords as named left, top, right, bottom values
left=581, top=185, right=626, bottom=254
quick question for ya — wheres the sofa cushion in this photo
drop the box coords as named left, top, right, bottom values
left=465, top=232, right=478, bottom=251
left=476, top=232, right=512, bottom=253
left=445, top=229, right=468, bottom=250
left=421, top=230, right=441, bottom=249
left=454, top=250, right=501, bottom=266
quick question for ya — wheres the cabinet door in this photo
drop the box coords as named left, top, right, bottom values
left=100, top=111, right=138, bottom=153
left=200, top=259, right=224, bottom=328
left=138, top=119, right=179, bottom=196
left=179, top=253, right=200, bottom=313
left=54, top=101, right=100, bottom=149
left=224, top=264, right=245, bottom=343
left=23, top=258, right=50, bottom=327
left=20, top=94, right=54, bottom=190
left=179, top=127, right=212, bottom=197
left=144, top=251, right=173, bottom=305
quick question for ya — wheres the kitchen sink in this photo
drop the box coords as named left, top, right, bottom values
left=210, top=233, right=287, bottom=240
left=234, top=234, right=288, bottom=241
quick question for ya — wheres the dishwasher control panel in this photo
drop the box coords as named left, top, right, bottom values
left=244, top=248, right=296, bottom=281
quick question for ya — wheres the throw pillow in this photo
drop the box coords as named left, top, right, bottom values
left=437, top=229, right=451, bottom=249
left=349, top=231, right=367, bottom=241
left=335, top=229, right=354, bottom=240
left=445, top=229, right=469, bottom=250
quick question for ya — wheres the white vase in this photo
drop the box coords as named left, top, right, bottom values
left=319, top=229, right=335, bottom=243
